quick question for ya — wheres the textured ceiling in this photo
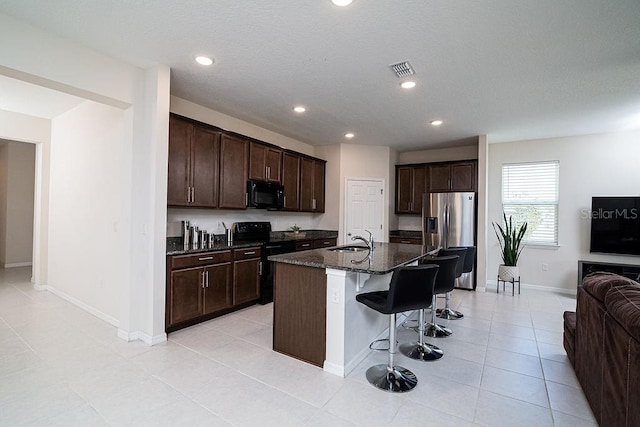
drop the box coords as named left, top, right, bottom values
left=1, top=0, right=639, bottom=150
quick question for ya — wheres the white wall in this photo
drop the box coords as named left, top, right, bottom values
left=0, top=141, right=35, bottom=267
left=1, top=13, right=170, bottom=344
left=487, top=130, right=640, bottom=292
left=48, top=101, right=127, bottom=321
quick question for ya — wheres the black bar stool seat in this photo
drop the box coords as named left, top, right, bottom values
left=356, top=264, right=440, bottom=392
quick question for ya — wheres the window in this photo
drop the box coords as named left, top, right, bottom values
left=502, top=161, right=559, bottom=245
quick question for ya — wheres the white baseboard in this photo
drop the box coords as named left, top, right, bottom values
left=46, top=285, right=120, bottom=327
left=33, top=283, right=47, bottom=291
left=485, top=280, right=577, bottom=296
left=4, top=262, right=33, bottom=268
left=117, top=329, right=167, bottom=345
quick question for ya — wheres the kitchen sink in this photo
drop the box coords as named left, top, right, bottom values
left=328, top=245, right=370, bottom=253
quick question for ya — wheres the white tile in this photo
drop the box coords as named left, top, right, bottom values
left=480, top=366, right=549, bottom=407
left=552, top=410, right=598, bottom=426
left=537, top=342, right=569, bottom=363
left=541, top=358, right=580, bottom=388
left=323, top=380, right=406, bottom=426
left=488, top=332, right=539, bottom=357
left=405, top=372, right=479, bottom=421
left=484, top=347, right=543, bottom=378
left=120, top=397, right=231, bottom=427
left=29, top=404, right=109, bottom=427
left=304, top=410, right=355, bottom=426
left=392, top=400, right=476, bottom=426
left=534, top=329, right=564, bottom=346
left=546, top=381, right=596, bottom=423
left=490, top=320, right=536, bottom=341
left=201, top=313, right=268, bottom=339
left=474, top=390, right=553, bottom=427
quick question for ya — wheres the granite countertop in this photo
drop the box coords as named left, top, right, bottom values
left=166, top=230, right=338, bottom=256
left=268, top=242, right=439, bottom=275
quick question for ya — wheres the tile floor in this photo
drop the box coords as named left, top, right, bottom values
left=0, top=266, right=596, bottom=426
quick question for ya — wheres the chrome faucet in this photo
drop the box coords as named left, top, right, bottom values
left=351, top=229, right=374, bottom=251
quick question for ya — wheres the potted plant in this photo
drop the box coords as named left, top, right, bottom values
left=290, top=224, right=301, bottom=234
left=492, top=213, right=528, bottom=281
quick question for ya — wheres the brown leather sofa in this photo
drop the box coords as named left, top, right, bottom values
left=563, top=272, right=640, bottom=426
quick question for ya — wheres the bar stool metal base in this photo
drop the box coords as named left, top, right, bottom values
left=399, top=342, right=443, bottom=361
left=425, top=322, right=453, bottom=338
left=436, top=307, right=464, bottom=320
left=365, top=365, right=418, bottom=392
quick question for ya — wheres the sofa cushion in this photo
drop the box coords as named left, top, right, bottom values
left=582, top=272, right=639, bottom=302
left=605, top=285, right=640, bottom=341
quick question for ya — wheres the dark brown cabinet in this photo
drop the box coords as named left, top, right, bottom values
left=166, top=251, right=232, bottom=330
left=167, top=115, right=220, bottom=207
left=395, top=165, right=426, bottom=214
left=428, top=161, right=476, bottom=192
left=249, top=141, right=282, bottom=183
left=282, top=152, right=300, bottom=211
left=389, top=236, right=422, bottom=245
left=219, top=134, right=248, bottom=209
left=313, top=238, right=337, bottom=248
left=301, top=158, right=326, bottom=213
left=233, top=247, right=261, bottom=305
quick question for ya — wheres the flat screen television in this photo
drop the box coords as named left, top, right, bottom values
left=590, top=196, right=640, bottom=256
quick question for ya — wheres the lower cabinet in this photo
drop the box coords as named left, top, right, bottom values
left=166, top=247, right=261, bottom=332
left=389, top=236, right=422, bottom=245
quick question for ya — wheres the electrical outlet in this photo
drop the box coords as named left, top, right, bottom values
left=542, top=263, right=549, bottom=271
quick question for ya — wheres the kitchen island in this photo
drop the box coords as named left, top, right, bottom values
left=269, top=242, right=436, bottom=377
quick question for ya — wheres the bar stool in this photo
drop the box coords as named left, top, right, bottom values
left=422, top=255, right=459, bottom=338
left=356, top=264, right=440, bottom=392
left=437, top=247, right=468, bottom=320
left=398, top=264, right=443, bottom=362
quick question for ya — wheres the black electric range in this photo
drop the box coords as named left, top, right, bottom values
left=234, top=222, right=297, bottom=304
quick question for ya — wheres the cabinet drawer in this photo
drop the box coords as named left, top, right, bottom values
left=389, top=236, right=422, bottom=245
left=295, top=240, right=314, bottom=251
left=233, top=247, right=262, bottom=260
left=313, top=238, right=337, bottom=248
left=170, top=250, right=232, bottom=270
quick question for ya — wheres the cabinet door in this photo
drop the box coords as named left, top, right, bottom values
left=396, top=166, right=413, bottom=213
left=248, top=141, right=267, bottom=181
left=203, top=262, right=232, bottom=315
left=265, top=147, right=282, bottom=183
left=167, top=116, right=191, bottom=206
left=282, top=152, right=300, bottom=211
left=313, top=161, right=326, bottom=212
left=191, top=126, right=220, bottom=207
left=429, top=164, right=452, bottom=192
left=451, top=162, right=476, bottom=191
left=233, top=258, right=260, bottom=305
left=313, top=238, right=337, bottom=248
left=412, top=166, right=427, bottom=213
left=219, top=134, right=248, bottom=209
left=300, top=157, right=314, bottom=212
left=169, top=267, right=203, bottom=326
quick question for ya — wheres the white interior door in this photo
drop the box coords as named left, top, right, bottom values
left=345, top=179, right=384, bottom=245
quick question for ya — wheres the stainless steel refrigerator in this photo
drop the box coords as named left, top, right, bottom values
left=422, top=192, right=476, bottom=290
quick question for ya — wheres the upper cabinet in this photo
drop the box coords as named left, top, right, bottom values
left=395, top=160, right=477, bottom=214
left=219, top=133, right=248, bottom=209
left=249, top=141, right=282, bottom=183
left=300, top=157, right=325, bottom=213
left=167, top=115, right=220, bottom=207
left=395, top=165, right=426, bottom=214
left=428, top=161, right=477, bottom=192
left=167, top=114, right=326, bottom=213
left=282, top=152, right=301, bottom=211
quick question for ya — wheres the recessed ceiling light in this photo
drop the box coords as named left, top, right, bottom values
left=195, top=56, right=213, bottom=66
left=344, top=132, right=355, bottom=139
left=430, top=120, right=444, bottom=126
left=400, top=80, right=416, bottom=89
left=332, top=0, right=353, bottom=6
left=293, top=106, right=306, bottom=113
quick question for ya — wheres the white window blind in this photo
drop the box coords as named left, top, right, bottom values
left=502, top=161, right=559, bottom=245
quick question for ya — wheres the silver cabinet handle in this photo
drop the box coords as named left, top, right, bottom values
left=312, top=199, right=316, bottom=210
left=245, top=193, right=248, bottom=206
left=266, top=166, right=270, bottom=179
left=401, top=240, right=411, bottom=244
left=205, top=270, right=209, bottom=288
left=284, top=195, right=287, bottom=207
left=243, top=251, right=256, bottom=255
left=191, top=187, right=195, bottom=202
left=258, top=261, right=263, bottom=275
left=301, top=243, right=310, bottom=247
left=200, top=271, right=205, bottom=288
left=198, top=256, right=214, bottom=261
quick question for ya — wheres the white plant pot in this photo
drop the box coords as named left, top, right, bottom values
left=498, top=264, right=519, bottom=282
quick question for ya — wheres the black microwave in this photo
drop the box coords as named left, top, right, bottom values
left=246, top=180, right=285, bottom=210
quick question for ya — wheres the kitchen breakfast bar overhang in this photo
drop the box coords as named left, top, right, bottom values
left=269, top=243, right=438, bottom=377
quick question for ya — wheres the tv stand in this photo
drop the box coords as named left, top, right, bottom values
left=578, top=260, right=640, bottom=285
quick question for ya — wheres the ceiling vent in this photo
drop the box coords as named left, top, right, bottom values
left=389, top=61, right=415, bottom=78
